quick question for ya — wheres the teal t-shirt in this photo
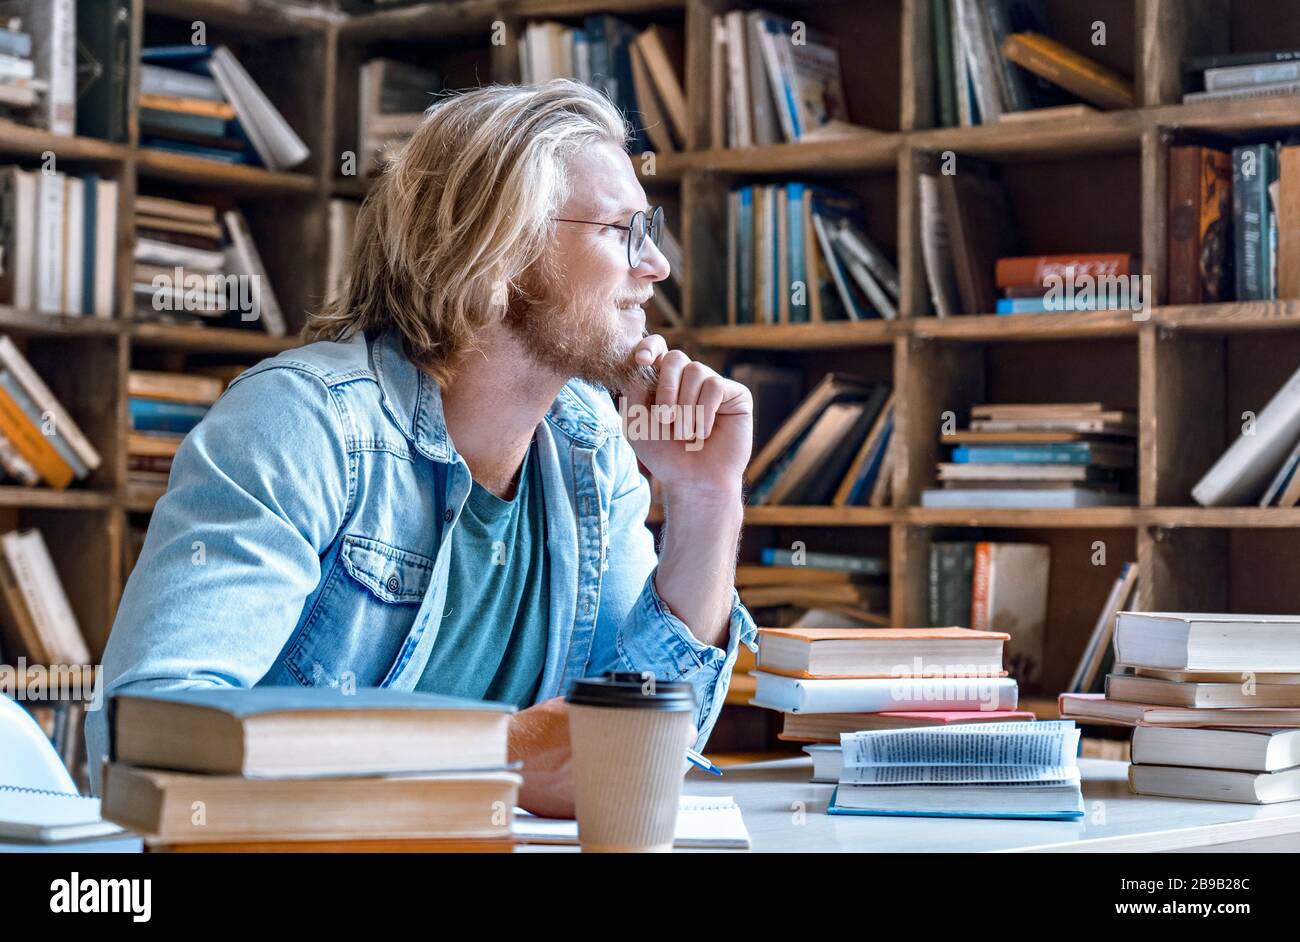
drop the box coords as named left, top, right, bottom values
left=415, top=440, right=549, bottom=708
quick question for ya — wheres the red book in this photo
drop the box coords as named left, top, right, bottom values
left=995, top=253, right=1137, bottom=289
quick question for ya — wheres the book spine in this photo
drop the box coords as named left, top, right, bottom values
left=1234, top=144, right=1269, bottom=301
left=995, top=253, right=1135, bottom=288
left=970, top=542, right=991, bottom=629
left=930, top=0, right=956, bottom=127
left=35, top=171, right=64, bottom=314
left=1166, top=146, right=1203, bottom=305
left=1205, top=61, right=1300, bottom=90
left=0, top=336, right=99, bottom=469
left=760, top=546, right=887, bottom=575
left=0, top=429, right=39, bottom=485
left=787, top=183, right=807, bottom=322
left=0, top=369, right=85, bottom=476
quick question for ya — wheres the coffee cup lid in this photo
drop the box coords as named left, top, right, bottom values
left=566, top=671, right=695, bottom=711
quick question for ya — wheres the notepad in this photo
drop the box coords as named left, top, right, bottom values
left=512, top=795, right=751, bottom=849
left=0, top=785, right=129, bottom=843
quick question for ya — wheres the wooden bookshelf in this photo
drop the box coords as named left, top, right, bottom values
left=9, top=0, right=1300, bottom=738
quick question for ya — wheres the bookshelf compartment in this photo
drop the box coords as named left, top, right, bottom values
left=20, top=333, right=125, bottom=495
left=897, top=523, right=1136, bottom=697
left=911, top=0, right=1140, bottom=131
left=685, top=167, right=898, bottom=328
left=0, top=506, right=121, bottom=661
left=1140, top=524, right=1300, bottom=616
left=1160, top=0, right=1300, bottom=107
left=141, top=9, right=329, bottom=178
left=909, top=148, right=1143, bottom=320
left=715, top=0, right=903, bottom=135
left=1148, top=329, right=1300, bottom=507
left=896, top=335, right=1138, bottom=507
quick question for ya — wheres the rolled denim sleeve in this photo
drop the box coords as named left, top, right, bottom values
left=84, top=365, right=350, bottom=795
left=594, top=421, right=758, bottom=753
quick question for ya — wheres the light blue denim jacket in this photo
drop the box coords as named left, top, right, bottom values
left=86, top=328, right=758, bottom=794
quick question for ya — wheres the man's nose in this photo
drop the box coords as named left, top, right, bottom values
left=635, top=235, right=671, bottom=282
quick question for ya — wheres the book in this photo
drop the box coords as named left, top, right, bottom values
left=750, top=671, right=1019, bottom=713
left=1068, top=562, right=1137, bottom=694
left=999, top=32, right=1136, bottom=110
left=0, top=336, right=99, bottom=472
left=128, top=370, right=224, bottom=404
left=1279, top=145, right=1300, bottom=300
left=756, top=626, right=1008, bottom=679
left=744, top=372, right=874, bottom=488
left=1128, top=764, right=1300, bottom=804
left=828, top=721, right=1084, bottom=819
left=928, top=541, right=974, bottom=627
left=208, top=46, right=309, bottom=170
left=918, top=170, right=959, bottom=315
left=937, top=156, right=1017, bottom=313
left=1131, top=726, right=1300, bottom=772
left=1233, top=143, right=1277, bottom=301
left=0, top=786, right=128, bottom=843
left=223, top=208, right=288, bottom=336
left=1107, top=672, right=1300, bottom=708
left=1167, top=145, right=1233, bottom=305
left=0, top=528, right=88, bottom=664
left=758, top=547, right=887, bottom=575
left=1193, top=363, right=1300, bottom=505
left=103, top=765, right=522, bottom=843
left=1059, top=692, right=1300, bottom=727
left=782, top=709, right=1036, bottom=744
left=971, top=542, right=1048, bottom=692
left=923, top=486, right=1136, bottom=507
left=0, top=0, right=74, bottom=134
left=109, top=686, right=514, bottom=777
left=1114, top=611, right=1300, bottom=672
left=995, top=252, right=1137, bottom=287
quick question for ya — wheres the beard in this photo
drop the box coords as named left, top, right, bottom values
left=503, top=264, right=657, bottom=396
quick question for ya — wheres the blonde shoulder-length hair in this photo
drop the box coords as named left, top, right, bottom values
left=305, top=79, right=631, bottom=386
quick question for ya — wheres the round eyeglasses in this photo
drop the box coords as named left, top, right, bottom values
left=552, top=205, right=665, bottom=268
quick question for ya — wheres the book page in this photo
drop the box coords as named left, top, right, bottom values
left=840, top=764, right=1081, bottom=785
left=841, top=720, right=1080, bottom=768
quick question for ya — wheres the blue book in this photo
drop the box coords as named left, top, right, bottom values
left=140, top=137, right=248, bottom=164
left=140, top=44, right=214, bottom=75
left=996, top=296, right=1127, bottom=314
left=827, top=787, right=1086, bottom=820
left=139, top=107, right=230, bottom=139
left=952, top=443, right=1108, bottom=465
left=847, top=416, right=893, bottom=505
left=0, top=27, right=32, bottom=58
left=130, top=398, right=209, bottom=434
left=81, top=175, right=98, bottom=317
left=760, top=16, right=802, bottom=138
left=786, top=182, right=807, bottom=322
left=737, top=186, right=753, bottom=323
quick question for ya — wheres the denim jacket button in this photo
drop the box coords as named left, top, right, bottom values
left=386, top=574, right=401, bottom=594
left=443, top=508, right=453, bottom=522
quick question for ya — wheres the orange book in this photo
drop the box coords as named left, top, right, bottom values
left=756, top=626, right=1010, bottom=679
left=139, top=93, right=237, bottom=120
left=0, top=383, right=74, bottom=488
left=1000, top=32, right=1136, bottom=110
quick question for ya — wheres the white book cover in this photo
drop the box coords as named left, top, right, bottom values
left=61, top=175, right=83, bottom=316
left=751, top=671, right=1019, bottom=714
left=744, top=11, right=780, bottom=146
left=93, top=178, right=118, bottom=318
left=1193, top=363, right=1300, bottom=505
left=222, top=208, right=286, bottom=336
left=724, top=11, right=754, bottom=147
left=0, top=167, right=36, bottom=310
left=35, top=170, right=64, bottom=314
left=0, top=529, right=87, bottom=665
left=209, top=46, right=309, bottom=170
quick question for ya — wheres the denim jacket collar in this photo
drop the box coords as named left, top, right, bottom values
left=370, top=327, right=614, bottom=459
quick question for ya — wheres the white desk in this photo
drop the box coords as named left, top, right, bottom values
left=523, top=757, right=1300, bottom=852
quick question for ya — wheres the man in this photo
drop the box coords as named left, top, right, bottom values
left=86, top=79, right=758, bottom=817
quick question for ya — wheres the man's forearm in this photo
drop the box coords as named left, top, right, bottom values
left=652, top=483, right=744, bottom=649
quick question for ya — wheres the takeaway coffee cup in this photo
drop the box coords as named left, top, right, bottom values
left=566, top=671, right=696, bottom=853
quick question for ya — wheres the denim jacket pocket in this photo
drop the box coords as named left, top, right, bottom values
left=286, top=534, right=435, bottom=687
left=340, top=534, right=434, bottom=604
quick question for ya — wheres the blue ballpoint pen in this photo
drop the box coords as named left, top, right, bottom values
left=686, top=748, right=723, bottom=776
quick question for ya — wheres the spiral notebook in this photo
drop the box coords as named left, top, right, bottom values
left=0, top=783, right=131, bottom=843
left=512, top=795, right=751, bottom=849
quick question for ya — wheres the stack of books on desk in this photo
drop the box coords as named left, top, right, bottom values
left=922, top=402, right=1137, bottom=509
left=749, top=626, right=1032, bottom=767
left=1059, top=611, right=1300, bottom=805
left=827, top=721, right=1085, bottom=820
left=101, top=688, right=521, bottom=851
